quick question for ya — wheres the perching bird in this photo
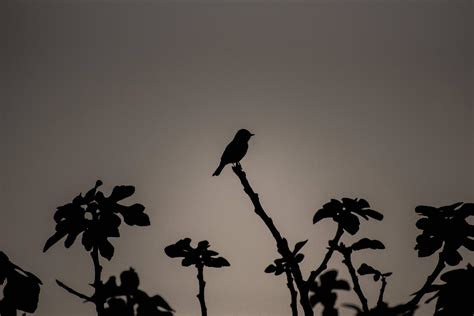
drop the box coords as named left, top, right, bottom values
left=212, top=129, right=254, bottom=176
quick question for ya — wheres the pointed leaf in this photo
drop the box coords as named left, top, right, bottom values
left=43, top=230, right=68, bottom=252
left=265, top=264, right=277, bottom=274
left=313, top=208, right=334, bottom=224
left=293, top=240, right=308, bottom=254
left=109, top=185, right=135, bottom=202
left=357, top=263, right=379, bottom=276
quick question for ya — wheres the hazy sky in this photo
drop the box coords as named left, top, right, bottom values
left=2, top=1, right=473, bottom=316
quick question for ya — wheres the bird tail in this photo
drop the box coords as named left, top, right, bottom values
left=212, top=162, right=225, bottom=176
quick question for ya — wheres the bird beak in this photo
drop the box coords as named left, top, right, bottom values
left=250, top=133, right=255, bottom=136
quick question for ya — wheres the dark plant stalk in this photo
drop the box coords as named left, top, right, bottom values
left=90, top=211, right=104, bottom=315
left=196, top=264, right=207, bottom=316
left=340, top=250, right=369, bottom=312
left=56, top=280, right=91, bottom=301
left=285, top=270, right=299, bottom=316
left=307, top=225, right=344, bottom=284
left=377, top=277, right=387, bottom=307
left=231, top=165, right=313, bottom=316
left=393, top=252, right=445, bottom=313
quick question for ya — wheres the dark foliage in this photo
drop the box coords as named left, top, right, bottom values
left=265, top=239, right=307, bottom=276
left=344, top=302, right=417, bottom=316
left=0, top=251, right=42, bottom=315
left=165, top=238, right=229, bottom=316
left=313, top=198, right=383, bottom=235
left=99, top=268, right=174, bottom=316
left=357, top=263, right=392, bottom=282
left=165, top=238, right=230, bottom=269
left=424, top=264, right=474, bottom=316
left=44, top=180, right=150, bottom=260
left=415, top=202, right=474, bottom=266
left=308, top=270, right=350, bottom=316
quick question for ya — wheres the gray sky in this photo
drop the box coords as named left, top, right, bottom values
left=1, top=1, right=473, bottom=316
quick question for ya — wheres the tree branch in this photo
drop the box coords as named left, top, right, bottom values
left=285, top=270, right=299, bottom=316
left=307, top=225, right=344, bottom=284
left=196, top=264, right=207, bottom=316
left=56, top=279, right=91, bottom=302
left=377, top=277, right=387, bottom=307
left=231, top=164, right=313, bottom=316
left=339, top=248, right=369, bottom=312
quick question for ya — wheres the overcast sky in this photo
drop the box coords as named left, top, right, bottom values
left=2, top=1, right=473, bottom=316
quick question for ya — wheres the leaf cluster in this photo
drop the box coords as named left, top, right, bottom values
left=97, top=268, right=174, bottom=316
left=415, top=202, right=474, bottom=265
left=165, top=238, right=230, bottom=268
left=43, top=180, right=150, bottom=260
left=0, top=251, right=42, bottom=315
left=265, top=239, right=307, bottom=276
left=308, top=270, right=350, bottom=316
left=313, top=198, right=383, bottom=235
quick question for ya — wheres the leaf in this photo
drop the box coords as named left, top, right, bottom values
left=150, top=295, right=174, bottom=312
left=197, top=240, right=210, bottom=250
left=415, top=234, right=443, bottom=257
left=339, top=213, right=360, bottom=235
left=109, top=185, right=135, bottom=202
left=382, top=272, right=393, bottom=277
left=99, top=240, right=114, bottom=260
left=206, top=257, right=230, bottom=268
left=357, top=263, right=380, bottom=276
left=120, top=268, right=140, bottom=290
left=43, top=230, right=68, bottom=252
left=181, top=256, right=195, bottom=267
left=443, top=249, right=463, bottom=266
left=293, top=240, right=308, bottom=254
left=313, top=208, right=334, bottom=224
left=294, top=253, right=305, bottom=263
left=373, top=274, right=380, bottom=281
left=351, top=238, right=385, bottom=251
left=265, top=264, right=277, bottom=273
left=415, top=205, right=437, bottom=216
left=360, top=208, right=384, bottom=221
left=165, top=238, right=191, bottom=258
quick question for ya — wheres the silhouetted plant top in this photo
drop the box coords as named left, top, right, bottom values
left=313, top=198, right=383, bottom=235
left=265, top=239, right=307, bottom=275
left=0, top=251, right=42, bottom=315
left=165, top=239, right=230, bottom=268
left=425, top=264, right=474, bottom=316
left=415, top=202, right=474, bottom=265
left=98, top=268, right=174, bottom=316
left=43, top=180, right=150, bottom=260
left=308, top=270, right=350, bottom=316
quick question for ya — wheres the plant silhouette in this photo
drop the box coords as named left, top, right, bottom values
left=43, top=180, right=171, bottom=315
left=0, top=251, right=42, bottom=316
left=308, top=270, right=350, bottom=316
left=165, top=238, right=230, bottom=316
left=215, top=129, right=474, bottom=316
left=265, top=239, right=308, bottom=316
left=424, top=264, right=474, bottom=316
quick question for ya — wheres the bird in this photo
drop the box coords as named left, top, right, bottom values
left=212, top=129, right=254, bottom=176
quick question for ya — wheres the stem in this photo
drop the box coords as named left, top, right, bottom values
left=393, top=252, right=445, bottom=313
left=307, top=226, right=344, bottom=284
left=285, top=270, right=299, bottom=316
left=196, top=264, right=207, bottom=316
left=56, top=279, right=92, bottom=301
left=377, top=277, right=387, bottom=307
left=231, top=165, right=313, bottom=316
left=91, top=246, right=104, bottom=314
left=340, top=249, right=369, bottom=312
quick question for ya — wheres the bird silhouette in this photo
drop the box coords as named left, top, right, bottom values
left=212, top=129, right=254, bottom=176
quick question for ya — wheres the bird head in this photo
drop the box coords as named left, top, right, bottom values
left=235, top=129, right=254, bottom=141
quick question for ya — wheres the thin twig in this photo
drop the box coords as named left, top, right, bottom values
left=56, top=280, right=91, bottom=301
left=285, top=270, right=299, bottom=316
left=196, top=264, right=207, bottom=316
left=339, top=247, right=369, bottom=312
left=307, top=225, right=344, bottom=284
left=377, top=277, right=387, bottom=307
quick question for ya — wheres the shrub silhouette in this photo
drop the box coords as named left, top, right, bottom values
left=43, top=180, right=172, bottom=315
left=0, top=251, right=42, bottom=316
left=165, top=238, right=230, bottom=316
left=308, top=270, right=350, bottom=316
left=217, top=133, right=473, bottom=316
left=424, top=264, right=474, bottom=316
